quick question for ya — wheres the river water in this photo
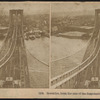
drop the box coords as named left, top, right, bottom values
left=25, top=37, right=49, bottom=88
left=0, top=31, right=89, bottom=88
left=25, top=33, right=89, bottom=87
left=51, top=35, right=89, bottom=78
left=51, top=36, right=88, bottom=61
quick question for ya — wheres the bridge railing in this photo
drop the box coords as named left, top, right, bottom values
left=51, top=31, right=100, bottom=88
left=0, top=29, right=15, bottom=64
left=0, top=27, right=15, bottom=60
left=0, top=26, right=17, bottom=69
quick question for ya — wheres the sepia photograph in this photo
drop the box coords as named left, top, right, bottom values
left=0, top=2, right=50, bottom=88
left=1, top=1, right=100, bottom=98
left=51, top=2, right=100, bottom=89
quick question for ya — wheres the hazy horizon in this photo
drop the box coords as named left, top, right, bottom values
left=0, top=2, right=50, bottom=15
left=0, top=2, right=100, bottom=17
left=52, top=2, right=100, bottom=17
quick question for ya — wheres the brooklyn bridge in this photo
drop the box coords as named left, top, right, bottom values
left=0, top=10, right=30, bottom=88
left=0, top=8, right=99, bottom=88
left=51, top=9, right=100, bottom=89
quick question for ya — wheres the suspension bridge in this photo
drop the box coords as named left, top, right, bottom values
left=0, top=9, right=49, bottom=88
left=51, top=9, right=100, bottom=89
left=0, top=9, right=30, bottom=88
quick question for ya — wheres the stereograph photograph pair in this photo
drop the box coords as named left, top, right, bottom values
left=0, top=1, right=99, bottom=99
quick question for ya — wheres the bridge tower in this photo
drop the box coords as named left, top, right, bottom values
left=75, top=9, right=100, bottom=89
left=12, top=9, right=30, bottom=88
left=0, top=9, right=30, bottom=88
left=50, top=9, right=100, bottom=89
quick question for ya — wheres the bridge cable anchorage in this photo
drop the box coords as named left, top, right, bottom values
left=51, top=9, right=100, bottom=89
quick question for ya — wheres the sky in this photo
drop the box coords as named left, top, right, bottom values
left=51, top=2, right=100, bottom=16
left=0, top=2, right=50, bottom=15
left=0, top=2, right=100, bottom=16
